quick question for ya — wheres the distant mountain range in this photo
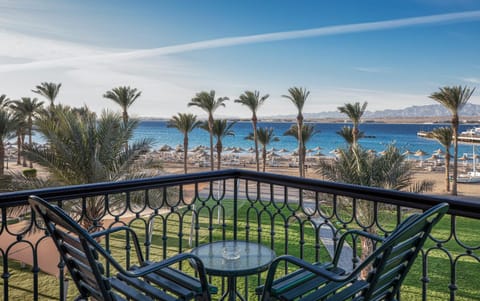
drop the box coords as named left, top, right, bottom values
left=267, top=103, right=480, bottom=120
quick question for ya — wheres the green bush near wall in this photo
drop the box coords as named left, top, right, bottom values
left=23, top=168, right=37, bottom=178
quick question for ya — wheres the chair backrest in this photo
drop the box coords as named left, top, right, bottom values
left=360, top=203, right=449, bottom=301
left=29, top=195, right=116, bottom=301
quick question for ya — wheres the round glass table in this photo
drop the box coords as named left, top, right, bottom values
left=191, top=240, right=276, bottom=301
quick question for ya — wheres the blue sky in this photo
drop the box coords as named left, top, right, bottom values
left=0, top=0, right=479, bottom=118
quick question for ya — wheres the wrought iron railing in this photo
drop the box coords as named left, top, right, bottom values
left=0, top=169, right=479, bottom=301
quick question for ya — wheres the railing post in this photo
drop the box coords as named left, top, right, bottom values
left=233, top=177, right=239, bottom=240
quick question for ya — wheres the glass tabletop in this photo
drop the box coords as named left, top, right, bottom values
left=190, top=241, right=276, bottom=277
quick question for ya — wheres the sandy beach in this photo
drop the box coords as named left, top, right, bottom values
left=160, top=159, right=479, bottom=201
left=4, top=154, right=479, bottom=201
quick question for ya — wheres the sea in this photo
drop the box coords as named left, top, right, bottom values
left=135, top=121, right=479, bottom=158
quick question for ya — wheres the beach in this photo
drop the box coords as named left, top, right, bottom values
left=5, top=150, right=478, bottom=201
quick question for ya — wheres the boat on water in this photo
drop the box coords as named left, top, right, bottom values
left=417, top=126, right=480, bottom=144
left=460, top=127, right=480, bottom=136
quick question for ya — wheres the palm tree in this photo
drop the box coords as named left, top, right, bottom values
left=0, top=94, right=10, bottom=108
left=188, top=90, right=228, bottom=171
left=104, top=86, right=142, bottom=151
left=338, top=101, right=368, bottom=146
left=167, top=113, right=201, bottom=174
left=211, top=119, right=235, bottom=170
left=337, top=125, right=365, bottom=148
left=0, top=110, right=18, bottom=176
left=282, top=87, right=309, bottom=177
left=12, top=115, right=25, bottom=166
left=22, top=106, right=154, bottom=229
left=429, top=86, right=475, bottom=195
left=319, top=144, right=433, bottom=190
left=246, top=127, right=279, bottom=172
left=317, top=144, right=433, bottom=277
left=11, top=97, right=44, bottom=168
left=235, top=90, right=269, bottom=172
left=432, top=127, right=453, bottom=192
left=284, top=124, right=319, bottom=174
left=32, top=82, right=61, bottom=108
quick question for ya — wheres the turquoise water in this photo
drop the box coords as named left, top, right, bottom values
left=135, top=121, right=478, bottom=157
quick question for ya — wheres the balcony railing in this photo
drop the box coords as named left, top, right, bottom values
left=0, top=169, right=479, bottom=301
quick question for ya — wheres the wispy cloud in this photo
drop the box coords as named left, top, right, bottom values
left=354, top=67, right=388, bottom=73
left=1, top=10, right=480, bottom=72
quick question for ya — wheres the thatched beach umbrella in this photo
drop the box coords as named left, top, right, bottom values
left=329, top=148, right=340, bottom=155
left=159, top=144, right=172, bottom=152
left=402, top=149, right=414, bottom=160
left=414, top=149, right=428, bottom=157
left=414, top=149, right=428, bottom=166
left=279, top=148, right=289, bottom=153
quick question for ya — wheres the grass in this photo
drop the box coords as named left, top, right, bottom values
left=1, top=199, right=479, bottom=300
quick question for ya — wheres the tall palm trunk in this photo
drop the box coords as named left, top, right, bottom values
left=0, top=143, right=4, bottom=176
left=262, top=147, right=267, bottom=172
left=208, top=115, right=215, bottom=170
left=16, top=132, right=21, bottom=165
left=252, top=116, right=260, bottom=172
left=21, top=134, right=26, bottom=167
left=452, top=116, right=459, bottom=195
left=297, top=115, right=304, bottom=177
left=302, top=146, right=307, bottom=174
left=122, top=110, right=129, bottom=153
left=445, top=150, right=451, bottom=192
left=352, top=125, right=359, bottom=146
left=216, top=141, right=222, bottom=170
left=28, top=117, right=33, bottom=168
left=183, top=135, right=188, bottom=174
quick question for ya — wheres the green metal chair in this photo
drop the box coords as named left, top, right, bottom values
left=29, top=195, right=215, bottom=301
left=259, top=203, right=449, bottom=301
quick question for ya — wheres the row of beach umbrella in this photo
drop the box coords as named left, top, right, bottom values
left=157, top=144, right=478, bottom=161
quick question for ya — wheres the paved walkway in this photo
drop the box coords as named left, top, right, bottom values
left=197, top=180, right=355, bottom=272
left=304, top=207, right=354, bottom=272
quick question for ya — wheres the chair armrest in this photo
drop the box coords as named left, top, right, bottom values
left=267, top=255, right=349, bottom=282
left=91, top=225, right=145, bottom=263
left=332, top=229, right=384, bottom=267
left=261, top=255, right=351, bottom=299
left=119, top=253, right=211, bottom=294
left=88, top=226, right=210, bottom=294
left=90, top=226, right=138, bottom=238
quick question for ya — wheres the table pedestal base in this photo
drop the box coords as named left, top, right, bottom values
left=219, top=276, right=246, bottom=301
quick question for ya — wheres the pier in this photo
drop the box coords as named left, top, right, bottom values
left=417, top=131, right=480, bottom=144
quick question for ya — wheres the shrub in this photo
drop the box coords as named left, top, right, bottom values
left=23, top=168, right=37, bottom=178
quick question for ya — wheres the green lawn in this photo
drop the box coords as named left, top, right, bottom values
left=1, top=199, right=479, bottom=300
